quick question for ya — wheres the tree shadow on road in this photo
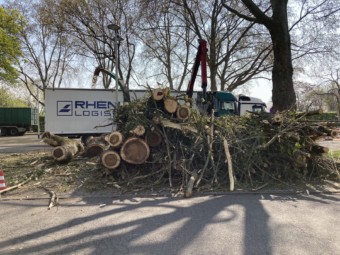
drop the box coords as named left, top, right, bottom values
left=1, top=192, right=337, bottom=255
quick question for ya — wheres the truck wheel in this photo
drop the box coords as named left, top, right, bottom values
left=9, top=127, right=19, bottom=136
left=0, top=127, right=7, bottom=136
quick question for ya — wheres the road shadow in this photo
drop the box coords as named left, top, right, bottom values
left=1, top=193, right=338, bottom=255
left=1, top=194, right=271, bottom=255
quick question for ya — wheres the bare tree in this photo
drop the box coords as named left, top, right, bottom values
left=7, top=0, right=76, bottom=106
left=48, top=0, right=138, bottom=102
left=294, top=81, right=325, bottom=111
left=135, top=1, right=192, bottom=90
left=174, top=0, right=273, bottom=93
left=316, top=68, right=340, bottom=120
left=222, top=0, right=297, bottom=111
left=223, top=0, right=340, bottom=111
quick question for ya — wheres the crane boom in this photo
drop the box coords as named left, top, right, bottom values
left=186, top=39, right=207, bottom=99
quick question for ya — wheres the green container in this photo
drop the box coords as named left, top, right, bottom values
left=0, top=107, right=37, bottom=127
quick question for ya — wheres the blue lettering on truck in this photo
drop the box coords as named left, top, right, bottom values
left=57, top=100, right=115, bottom=116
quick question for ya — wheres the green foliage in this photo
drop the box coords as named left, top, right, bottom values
left=0, top=87, right=28, bottom=107
left=0, top=7, right=25, bottom=83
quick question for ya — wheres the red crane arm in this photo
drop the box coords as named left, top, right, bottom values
left=186, top=39, right=208, bottom=99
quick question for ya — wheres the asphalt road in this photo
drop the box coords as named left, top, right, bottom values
left=0, top=133, right=52, bottom=153
left=0, top=193, right=339, bottom=255
left=1, top=133, right=340, bottom=154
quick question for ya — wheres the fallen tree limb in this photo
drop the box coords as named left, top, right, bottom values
left=40, top=186, right=58, bottom=210
left=185, top=171, right=198, bottom=198
left=223, top=137, right=234, bottom=192
left=161, top=119, right=198, bottom=133
left=42, top=132, right=84, bottom=163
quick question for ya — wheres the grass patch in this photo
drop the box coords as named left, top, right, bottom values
left=326, top=150, right=340, bottom=159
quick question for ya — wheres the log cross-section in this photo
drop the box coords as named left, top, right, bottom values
left=120, top=137, right=150, bottom=164
left=163, top=98, right=178, bottom=113
left=101, top=150, right=121, bottom=170
left=107, top=131, right=124, bottom=148
left=145, top=129, right=162, bottom=147
left=176, top=105, right=191, bottom=121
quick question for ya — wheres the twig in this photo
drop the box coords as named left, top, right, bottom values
left=251, top=182, right=269, bottom=191
left=40, top=186, right=59, bottom=210
left=0, top=173, right=34, bottom=194
left=161, top=125, right=173, bottom=188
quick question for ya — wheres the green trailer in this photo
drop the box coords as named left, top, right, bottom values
left=0, top=107, right=38, bottom=136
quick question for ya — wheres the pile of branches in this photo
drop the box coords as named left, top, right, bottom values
left=43, top=88, right=340, bottom=196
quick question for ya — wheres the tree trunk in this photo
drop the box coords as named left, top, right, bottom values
left=269, top=0, right=296, bottom=111
left=337, top=103, right=340, bottom=122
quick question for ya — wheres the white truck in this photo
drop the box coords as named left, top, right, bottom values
left=45, top=88, right=145, bottom=142
left=45, top=88, right=266, bottom=142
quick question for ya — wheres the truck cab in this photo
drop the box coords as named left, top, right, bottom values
left=238, top=95, right=267, bottom=115
left=196, top=91, right=238, bottom=116
left=196, top=92, right=266, bottom=117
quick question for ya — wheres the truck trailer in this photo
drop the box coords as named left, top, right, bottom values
left=45, top=88, right=266, bottom=142
left=0, top=107, right=38, bottom=136
left=44, top=88, right=147, bottom=142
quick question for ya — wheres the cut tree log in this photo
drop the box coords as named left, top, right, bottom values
left=151, top=88, right=164, bottom=101
left=176, top=105, right=191, bottom=121
left=130, top=125, right=146, bottom=136
left=120, top=137, right=150, bottom=164
left=272, top=113, right=283, bottom=124
left=101, top=150, right=121, bottom=170
left=145, top=129, right=162, bottom=147
left=164, top=98, right=178, bottom=113
left=84, top=135, right=110, bottom=157
left=310, top=144, right=329, bottom=154
left=107, top=131, right=124, bottom=148
left=331, top=130, right=338, bottom=137
left=317, top=126, right=333, bottom=136
left=42, top=132, right=84, bottom=163
left=52, top=142, right=83, bottom=163
left=185, top=171, right=198, bottom=198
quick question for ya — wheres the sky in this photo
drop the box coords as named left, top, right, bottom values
left=247, top=80, right=272, bottom=106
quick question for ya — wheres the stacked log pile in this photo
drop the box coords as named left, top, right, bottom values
left=43, top=88, right=340, bottom=195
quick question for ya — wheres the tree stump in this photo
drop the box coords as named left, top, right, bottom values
left=164, top=98, right=178, bottom=113
left=101, top=150, right=121, bottom=170
left=120, top=137, right=150, bottom=164
left=107, top=131, right=124, bottom=148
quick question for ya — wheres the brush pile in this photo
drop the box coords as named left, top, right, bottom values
left=44, top=88, right=340, bottom=195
